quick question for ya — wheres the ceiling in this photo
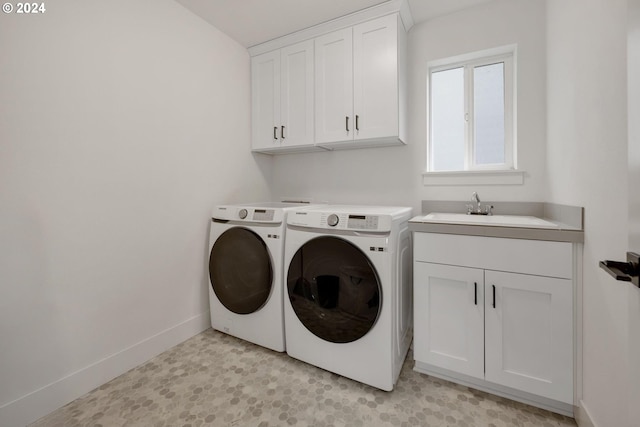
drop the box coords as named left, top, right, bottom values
left=174, top=0, right=495, bottom=48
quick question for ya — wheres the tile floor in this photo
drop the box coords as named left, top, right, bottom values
left=31, top=329, right=577, bottom=427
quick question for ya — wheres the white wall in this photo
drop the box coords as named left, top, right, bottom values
left=546, top=0, right=633, bottom=426
left=0, top=1, right=271, bottom=425
left=271, top=0, right=547, bottom=213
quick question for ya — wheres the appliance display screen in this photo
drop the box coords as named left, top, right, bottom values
left=253, top=209, right=274, bottom=221
left=347, top=215, right=378, bottom=230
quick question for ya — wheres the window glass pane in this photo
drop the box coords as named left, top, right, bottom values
left=430, top=67, right=465, bottom=171
left=474, top=62, right=505, bottom=165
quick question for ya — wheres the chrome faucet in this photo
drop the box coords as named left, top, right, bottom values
left=467, top=192, right=493, bottom=215
left=471, top=192, right=480, bottom=213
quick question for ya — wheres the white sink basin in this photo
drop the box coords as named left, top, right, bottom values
left=419, top=212, right=560, bottom=229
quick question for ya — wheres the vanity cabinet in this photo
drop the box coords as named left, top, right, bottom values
left=413, top=232, right=575, bottom=414
left=315, top=14, right=406, bottom=149
left=251, top=40, right=318, bottom=153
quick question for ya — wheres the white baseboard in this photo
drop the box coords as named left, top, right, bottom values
left=0, top=312, right=210, bottom=427
left=576, top=400, right=597, bottom=427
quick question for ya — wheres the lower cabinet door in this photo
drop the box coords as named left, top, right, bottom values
left=414, top=262, right=484, bottom=379
left=484, top=270, right=573, bottom=404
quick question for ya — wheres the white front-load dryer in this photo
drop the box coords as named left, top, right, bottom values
left=284, top=205, right=413, bottom=390
left=208, top=202, right=317, bottom=352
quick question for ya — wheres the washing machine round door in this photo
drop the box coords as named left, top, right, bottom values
left=287, top=236, right=381, bottom=343
left=209, top=228, right=273, bottom=314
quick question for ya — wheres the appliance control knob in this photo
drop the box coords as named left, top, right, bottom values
left=238, top=209, right=248, bottom=219
left=327, top=214, right=339, bottom=227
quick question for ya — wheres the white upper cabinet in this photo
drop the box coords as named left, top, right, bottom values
left=314, top=28, right=353, bottom=144
left=315, top=14, right=405, bottom=149
left=280, top=41, right=315, bottom=149
left=354, top=16, right=400, bottom=142
left=251, top=40, right=318, bottom=153
left=251, top=50, right=280, bottom=152
left=249, top=0, right=412, bottom=154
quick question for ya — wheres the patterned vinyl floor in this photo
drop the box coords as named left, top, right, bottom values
left=31, top=329, right=576, bottom=427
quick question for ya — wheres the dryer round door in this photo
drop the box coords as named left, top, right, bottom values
left=209, top=227, right=273, bottom=314
left=287, top=236, right=381, bottom=343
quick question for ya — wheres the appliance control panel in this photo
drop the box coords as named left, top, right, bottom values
left=212, top=206, right=283, bottom=223
left=288, top=211, right=392, bottom=232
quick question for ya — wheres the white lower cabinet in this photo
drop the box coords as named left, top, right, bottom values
left=413, top=233, right=576, bottom=415
left=414, top=263, right=484, bottom=379
left=485, top=270, right=573, bottom=403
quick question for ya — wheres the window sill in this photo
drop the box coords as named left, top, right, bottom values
left=422, top=169, right=525, bottom=186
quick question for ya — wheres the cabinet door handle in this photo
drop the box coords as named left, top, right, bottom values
left=273, top=126, right=278, bottom=140
left=474, top=282, right=477, bottom=305
left=492, top=284, right=496, bottom=308
left=281, top=126, right=285, bottom=140
left=356, top=115, right=359, bottom=131
left=346, top=116, right=350, bottom=132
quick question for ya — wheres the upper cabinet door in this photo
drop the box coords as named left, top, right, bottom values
left=314, top=28, right=354, bottom=144
left=251, top=50, right=281, bottom=151
left=280, top=40, right=315, bottom=148
left=353, top=14, right=399, bottom=141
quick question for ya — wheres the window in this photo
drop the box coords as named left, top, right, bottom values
left=427, top=48, right=515, bottom=173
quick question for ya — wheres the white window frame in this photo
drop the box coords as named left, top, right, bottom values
left=425, top=45, right=520, bottom=184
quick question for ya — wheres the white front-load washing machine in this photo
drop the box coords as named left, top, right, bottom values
left=284, top=205, right=413, bottom=391
left=208, top=202, right=317, bottom=352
